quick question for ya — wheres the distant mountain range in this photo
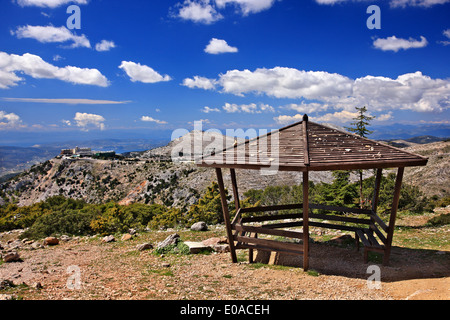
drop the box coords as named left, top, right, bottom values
left=0, top=138, right=168, bottom=178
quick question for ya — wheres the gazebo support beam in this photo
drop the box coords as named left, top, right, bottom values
left=215, top=168, right=237, bottom=263
left=302, top=171, right=309, bottom=271
left=383, top=166, right=404, bottom=265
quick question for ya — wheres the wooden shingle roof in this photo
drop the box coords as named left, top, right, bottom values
left=197, top=115, right=428, bottom=172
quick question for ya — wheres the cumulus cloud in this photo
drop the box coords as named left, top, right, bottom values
left=273, top=113, right=304, bottom=125
left=182, top=76, right=217, bottom=90
left=222, top=102, right=275, bottom=113
left=174, top=0, right=223, bottom=24
left=15, top=0, right=88, bottom=8
left=439, top=29, right=450, bottom=46
left=204, top=38, right=238, bottom=54
left=0, top=51, right=109, bottom=88
left=74, top=112, right=105, bottom=131
left=373, top=35, right=428, bottom=52
left=172, top=0, right=278, bottom=24
left=186, top=67, right=450, bottom=113
left=0, top=110, right=23, bottom=129
left=389, top=0, right=450, bottom=7
left=12, top=25, right=91, bottom=48
left=119, top=61, right=171, bottom=84
left=140, top=116, right=168, bottom=124
left=315, top=0, right=450, bottom=6
left=215, top=0, right=277, bottom=15
left=217, top=67, right=353, bottom=99
left=201, top=106, right=221, bottom=113
left=95, top=40, right=116, bottom=52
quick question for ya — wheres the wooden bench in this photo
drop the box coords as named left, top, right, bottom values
left=231, top=202, right=392, bottom=265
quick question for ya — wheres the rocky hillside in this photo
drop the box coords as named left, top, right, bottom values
left=0, top=132, right=448, bottom=207
left=402, top=140, right=450, bottom=198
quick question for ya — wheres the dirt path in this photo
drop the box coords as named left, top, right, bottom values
left=1, top=228, right=448, bottom=300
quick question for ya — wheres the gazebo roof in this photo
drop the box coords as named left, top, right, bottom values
left=197, top=114, right=428, bottom=172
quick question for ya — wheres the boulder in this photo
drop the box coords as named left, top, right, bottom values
left=202, top=237, right=229, bottom=253
left=191, top=221, right=208, bottom=231
left=31, top=241, right=44, bottom=250
left=136, top=243, right=153, bottom=251
left=183, top=241, right=212, bottom=254
left=60, top=235, right=71, bottom=242
left=102, top=235, right=115, bottom=243
left=156, top=233, right=179, bottom=250
left=3, top=251, right=20, bottom=263
left=121, top=233, right=132, bottom=241
left=43, top=237, right=59, bottom=246
left=0, top=279, right=14, bottom=290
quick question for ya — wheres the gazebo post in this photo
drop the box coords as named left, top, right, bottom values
left=230, top=168, right=240, bottom=211
left=215, top=167, right=238, bottom=263
left=383, top=167, right=404, bottom=265
left=302, top=170, right=309, bottom=271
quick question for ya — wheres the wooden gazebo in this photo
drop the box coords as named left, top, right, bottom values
left=197, top=115, right=427, bottom=270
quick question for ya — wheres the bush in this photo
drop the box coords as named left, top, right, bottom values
left=22, top=208, right=97, bottom=239
left=184, top=181, right=231, bottom=225
left=427, top=213, right=450, bottom=226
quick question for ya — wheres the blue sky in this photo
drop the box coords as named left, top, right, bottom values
left=0, top=0, right=449, bottom=145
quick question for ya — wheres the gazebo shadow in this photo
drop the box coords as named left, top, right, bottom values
left=252, top=242, right=449, bottom=282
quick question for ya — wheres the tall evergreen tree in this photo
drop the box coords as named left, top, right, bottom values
left=345, top=106, right=375, bottom=209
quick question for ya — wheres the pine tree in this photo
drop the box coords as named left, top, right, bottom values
left=345, top=106, right=375, bottom=209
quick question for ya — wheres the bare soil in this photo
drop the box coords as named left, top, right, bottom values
left=1, top=218, right=448, bottom=301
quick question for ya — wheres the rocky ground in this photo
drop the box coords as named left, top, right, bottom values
left=1, top=210, right=448, bottom=301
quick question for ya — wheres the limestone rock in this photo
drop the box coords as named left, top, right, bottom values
left=43, top=237, right=59, bottom=246
left=191, top=221, right=208, bottom=231
left=157, top=233, right=179, bottom=250
left=121, top=233, right=132, bottom=241
left=3, top=251, right=20, bottom=262
left=183, top=241, right=212, bottom=254
left=136, top=243, right=153, bottom=251
left=102, top=235, right=115, bottom=243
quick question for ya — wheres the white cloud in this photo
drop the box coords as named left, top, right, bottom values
left=74, top=112, right=105, bottom=131
left=444, top=29, right=450, bottom=38
left=95, top=40, right=116, bottom=52
left=175, top=0, right=223, bottom=24
left=275, top=110, right=393, bottom=125
left=119, top=61, right=171, bottom=84
left=0, top=110, right=23, bottom=129
left=204, top=38, right=238, bottom=54
left=273, top=113, right=304, bottom=125
left=281, top=101, right=331, bottom=113
left=201, top=106, right=221, bottom=113
left=373, top=35, right=428, bottom=52
left=2, top=98, right=130, bottom=104
left=389, top=0, right=450, bottom=8
left=16, top=0, right=88, bottom=8
left=140, top=116, right=168, bottom=124
left=187, top=67, right=450, bottom=113
left=310, top=110, right=359, bottom=123
left=215, top=0, right=277, bottom=15
left=439, top=29, right=450, bottom=46
left=222, top=102, right=275, bottom=113
left=0, top=51, right=109, bottom=88
left=315, top=0, right=450, bottom=6
left=182, top=76, right=217, bottom=90
left=12, top=25, right=91, bottom=48
left=217, top=67, right=353, bottom=99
